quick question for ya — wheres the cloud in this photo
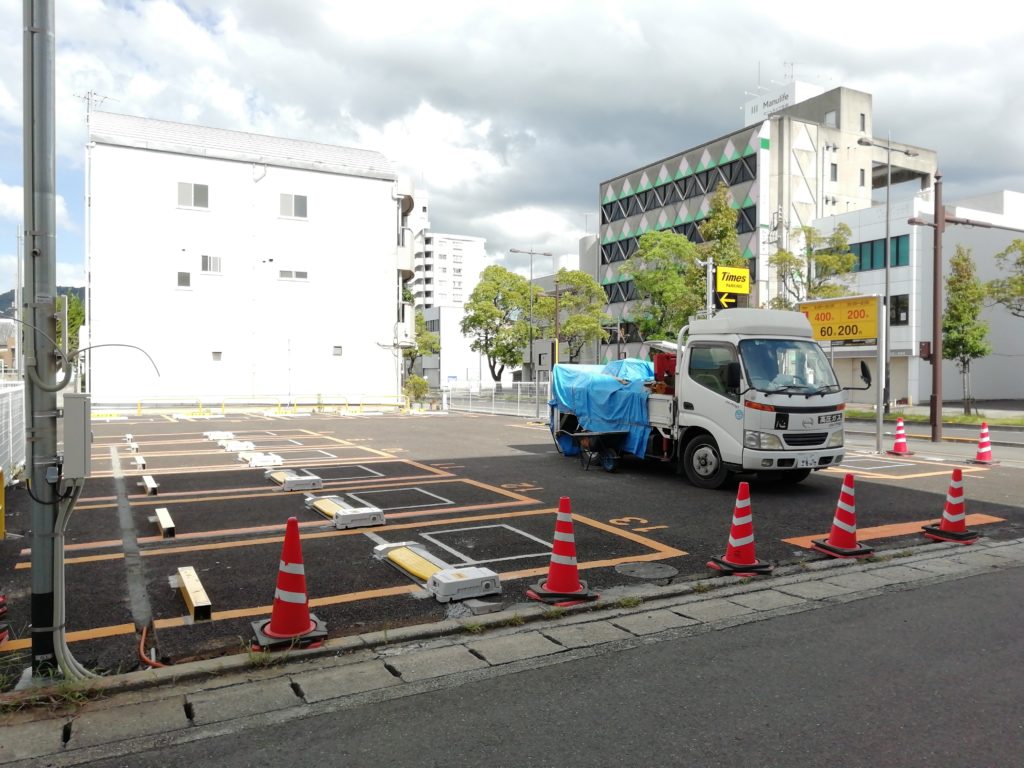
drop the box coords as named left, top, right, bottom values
left=0, top=0, right=1022, bottom=292
left=0, top=179, right=75, bottom=231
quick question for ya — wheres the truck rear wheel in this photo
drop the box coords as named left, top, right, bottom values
left=682, top=435, right=729, bottom=489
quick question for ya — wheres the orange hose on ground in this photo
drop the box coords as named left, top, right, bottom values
left=138, top=625, right=168, bottom=668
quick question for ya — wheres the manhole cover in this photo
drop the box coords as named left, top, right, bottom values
left=614, top=562, right=679, bottom=580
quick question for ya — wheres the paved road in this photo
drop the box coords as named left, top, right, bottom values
left=78, top=567, right=1024, bottom=768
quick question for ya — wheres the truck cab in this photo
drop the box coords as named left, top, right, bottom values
left=673, top=309, right=847, bottom=488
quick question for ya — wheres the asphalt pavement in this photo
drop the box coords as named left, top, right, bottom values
left=2, top=536, right=1022, bottom=767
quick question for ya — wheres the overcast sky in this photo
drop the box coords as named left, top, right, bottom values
left=1, top=0, right=1022, bottom=293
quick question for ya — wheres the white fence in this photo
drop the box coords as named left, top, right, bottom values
left=0, top=382, right=25, bottom=484
left=444, top=383, right=551, bottom=419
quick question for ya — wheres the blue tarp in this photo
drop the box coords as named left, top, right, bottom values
left=550, top=359, right=655, bottom=458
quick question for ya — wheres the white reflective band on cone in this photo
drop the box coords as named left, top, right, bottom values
left=944, top=511, right=967, bottom=522
left=274, top=588, right=307, bottom=604
left=735, top=497, right=751, bottom=509
left=831, top=517, right=857, bottom=533
left=556, top=512, right=574, bottom=523
left=837, top=500, right=856, bottom=514
left=550, top=553, right=578, bottom=566
left=732, top=514, right=752, bottom=526
left=728, top=534, right=754, bottom=547
left=279, top=561, right=305, bottom=575
left=553, top=531, right=575, bottom=542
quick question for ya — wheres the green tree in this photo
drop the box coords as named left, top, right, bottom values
left=697, top=183, right=747, bottom=270
left=768, top=224, right=856, bottom=309
left=943, top=245, right=992, bottom=414
left=403, top=309, right=440, bottom=375
left=56, top=292, right=85, bottom=367
left=619, top=230, right=701, bottom=340
left=460, top=265, right=535, bottom=384
left=535, top=269, right=609, bottom=363
left=986, top=238, right=1024, bottom=318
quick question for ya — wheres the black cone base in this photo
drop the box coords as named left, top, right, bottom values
left=811, top=538, right=874, bottom=558
left=922, top=524, right=979, bottom=544
left=251, top=613, right=327, bottom=652
left=706, top=556, right=773, bottom=577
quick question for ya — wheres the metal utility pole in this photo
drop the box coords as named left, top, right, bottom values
left=23, top=0, right=60, bottom=675
left=509, top=247, right=551, bottom=417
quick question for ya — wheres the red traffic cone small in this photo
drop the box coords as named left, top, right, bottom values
left=252, top=517, right=327, bottom=650
left=887, top=417, right=913, bottom=455
left=922, top=468, right=979, bottom=544
left=707, top=482, right=773, bottom=576
left=527, top=497, right=599, bottom=605
left=968, top=422, right=996, bottom=465
left=812, top=474, right=874, bottom=558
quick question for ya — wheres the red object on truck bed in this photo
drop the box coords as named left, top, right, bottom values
left=653, top=353, right=676, bottom=393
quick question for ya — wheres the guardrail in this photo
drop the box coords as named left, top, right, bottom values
left=444, top=383, right=550, bottom=419
left=0, top=382, right=26, bottom=484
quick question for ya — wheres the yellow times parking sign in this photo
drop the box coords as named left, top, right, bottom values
left=715, top=266, right=750, bottom=294
left=799, top=296, right=880, bottom=342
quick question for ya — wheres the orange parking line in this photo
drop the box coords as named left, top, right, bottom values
left=2, top=623, right=137, bottom=652
left=783, top=513, right=1006, bottom=549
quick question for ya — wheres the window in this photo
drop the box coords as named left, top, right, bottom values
left=859, top=169, right=866, bottom=187
left=426, top=319, right=440, bottom=332
left=440, top=267, right=447, bottom=273
left=278, top=270, right=308, bottom=280
left=824, top=110, right=837, bottom=128
left=453, top=256, right=462, bottom=263
left=201, top=255, right=221, bottom=273
left=830, top=163, right=838, bottom=182
left=280, top=194, right=307, bottom=218
left=212, top=351, right=222, bottom=362
left=438, top=253, right=447, bottom=260
left=333, top=346, right=343, bottom=356
left=687, top=344, right=738, bottom=399
left=851, top=235, right=910, bottom=272
left=890, top=294, right=910, bottom=326
left=860, top=113, right=866, bottom=132
left=177, top=272, right=191, bottom=287
left=178, top=182, right=208, bottom=208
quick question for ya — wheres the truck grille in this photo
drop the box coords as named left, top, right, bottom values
left=784, top=432, right=827, bottom=447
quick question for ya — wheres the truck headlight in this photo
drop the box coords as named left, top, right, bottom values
left=744, top=430, right=784, bottom=450
left=827, top=430, right=844, bottom=448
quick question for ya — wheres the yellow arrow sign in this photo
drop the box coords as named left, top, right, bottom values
left=717, top=293, right=736, bottom=307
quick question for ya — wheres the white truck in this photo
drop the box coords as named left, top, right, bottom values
left=550, top=308, right=871, bottom=489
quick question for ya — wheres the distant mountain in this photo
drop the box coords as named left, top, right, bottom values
left=0, top=287, right=84, bottom=319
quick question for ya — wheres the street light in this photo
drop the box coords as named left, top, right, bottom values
left=509, top=247, right=552, bottom=417
left=908, top=173, right=1024, bottom=442
left=858, top=134, right=919, bottom=415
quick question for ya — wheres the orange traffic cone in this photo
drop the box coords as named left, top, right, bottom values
left=707, top=482, right=773, bottom=576
left=252, top=517, right=327, bottom=650
left=967, top=423, right=996, bottom=465
left=887, top=417, right=913, bottom=456
left=812, top=474, right=874, bottom=558
left=922, top=468, right=979, bottom=544
left=527, top=497, right=599, bottom=605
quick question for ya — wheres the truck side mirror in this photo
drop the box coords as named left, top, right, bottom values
left=725, top=361, right=741, bottom=390
left=859, top=360, right=872, bottom=387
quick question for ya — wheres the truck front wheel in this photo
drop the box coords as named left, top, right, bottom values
left=682, top=435, right=730, bottom=489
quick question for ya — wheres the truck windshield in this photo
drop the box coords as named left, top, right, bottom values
left=739, top=339, right=839, bottom=394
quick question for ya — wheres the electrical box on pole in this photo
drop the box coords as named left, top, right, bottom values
left=62, top=394, right=92, bottom=479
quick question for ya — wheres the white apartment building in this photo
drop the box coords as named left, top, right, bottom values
left=822, top=188, right=1024, bottom=404
left=85, top=111, right=416, bottom=404
left=411, top=231, right=497, bottom=388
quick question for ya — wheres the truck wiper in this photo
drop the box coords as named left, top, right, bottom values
left=761, top=385, right=805, bottom=395
left=810, top=384, right=841, bottom=396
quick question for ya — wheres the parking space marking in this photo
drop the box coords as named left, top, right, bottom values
left=11, top=507, right=688, bottom=646
left=419, top=524, right=553, bottom=565
left=348, top=486, right=454, bottom=512
left=783, top=513, right=1006, bottom=549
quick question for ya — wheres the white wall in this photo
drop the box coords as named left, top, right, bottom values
left=88, top=143, right=401, bottom=403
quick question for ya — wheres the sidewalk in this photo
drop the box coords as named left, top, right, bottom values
left=3, top=535, right=1023, bottom=767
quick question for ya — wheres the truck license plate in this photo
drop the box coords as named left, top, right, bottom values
left=797, top=455, right=817, bottom=468
left=818, top=413, right=843, bottom=424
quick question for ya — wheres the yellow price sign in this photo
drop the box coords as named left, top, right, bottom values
left=799, top=296, right=879, bottom=342
left=715, top=266, right=750, bottom=295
